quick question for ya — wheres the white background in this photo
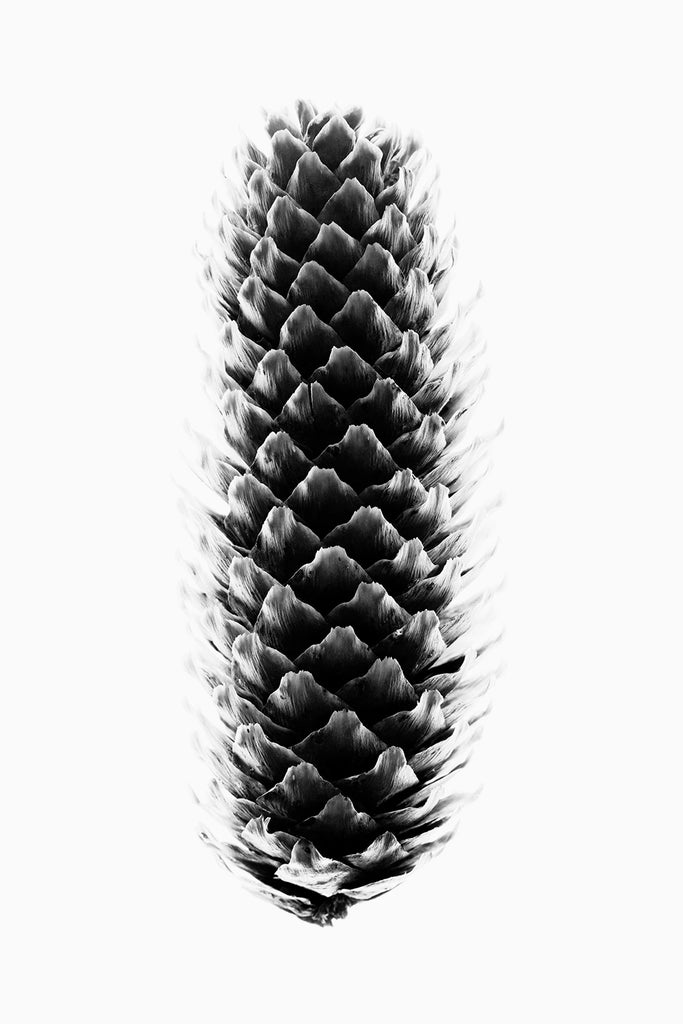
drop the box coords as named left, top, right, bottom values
left=2, top=2, right=682, bottom=1021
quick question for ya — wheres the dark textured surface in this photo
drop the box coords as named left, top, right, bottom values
left=190, top=102, right=496, bottom=923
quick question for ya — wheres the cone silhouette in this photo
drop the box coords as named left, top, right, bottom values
left=190, top=102, right=496, bottom=924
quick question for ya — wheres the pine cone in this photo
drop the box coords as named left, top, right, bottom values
left=188, top=102, right=498, bottom=925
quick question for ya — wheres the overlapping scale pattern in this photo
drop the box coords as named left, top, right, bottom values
left=190, top=102, right=498, bottom=925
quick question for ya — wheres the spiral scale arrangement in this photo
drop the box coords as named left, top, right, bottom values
left=187, top=101, right=499, bottom=924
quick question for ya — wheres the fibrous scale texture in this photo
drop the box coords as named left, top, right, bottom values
left=186, top=101, right=499, bottom=925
